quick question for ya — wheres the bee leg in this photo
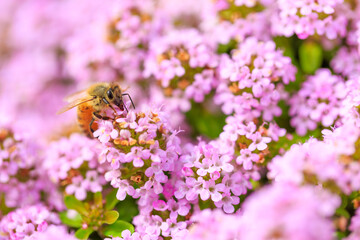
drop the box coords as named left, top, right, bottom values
left=102, top=97, right=117, bottom=114
left=121, top=93, right=135, bottom=109
left=90, top=112, right=113, bottom=133
left=89, top=118, right=96, bottom=133
left=93, top=112, right=112, bottom=121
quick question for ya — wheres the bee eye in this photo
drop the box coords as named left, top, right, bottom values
left=107, top=90, right=114, bottom=99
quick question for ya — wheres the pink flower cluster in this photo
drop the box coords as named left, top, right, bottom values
left=268, top=121, right=360, bottom=194
left=215, top=0, right=271, bottom=9
left=215, top=37, right=296, bottom=120
left=95, top=114, right=181, bottom=239
left=104, top=230, right=152, bottom=240
left=0, top=205, right=60, bottom=240
left=218, top=114, right=285, bottom=169
left=0, top=128, right=59, bottom=209
left=144, top=29, right=218, bottom=107
left=2, top=0, right=360, bottom=239
left=272, top=0, right=347, bottom=39
left=346, top=208, right=360, bottom=240
left=331, top=47, right=360, bottom=79
left=176, top=142, right=242, bottom=213
left=211, top=0, right=273, bottom=42
left=94, top=107, right=286, bottom=238
left=188, top=183, right=339, bottom=240
left=339, top=78, right=360, bottom=127
left=64, top=0, right=157, bottom=84
left=43, top=134, right=106, bottom=201
left=289, top=68, right=347, bottom=135
left=95, top=109, right=180, bottom=201
left=94, top=109, right=193, bottom=239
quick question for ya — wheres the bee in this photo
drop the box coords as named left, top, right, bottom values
left=57, top=82, right=135, bottom=137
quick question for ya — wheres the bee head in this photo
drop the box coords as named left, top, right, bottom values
left=106, top=84, right=124, bottom=111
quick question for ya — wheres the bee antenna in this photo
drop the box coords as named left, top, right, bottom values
left=123, top=101, right=129, bottom=113
left=122, top=93, right=135, bottom=109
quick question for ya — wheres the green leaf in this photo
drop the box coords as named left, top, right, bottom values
left=103, top=210, right=119, bottom=224
left=350, top=191, right=360, bottom=200
left=117, top=196, right=139, bottom=222
left=185, top=100, right=226, bottom=139
left=59, top=211, right=82, bottom=228
left=105, top=189, right=119, bottom=210
left=0, top=194, right=14, bottom=215
left=103, top=220, right=135, bottom=237
left=335, top=208, right=350, bottom=219
left=217, top=39, right=237, bottom=54
left=250, top=179, right=261, bottom=190
left=336, top=231, right=347, bottom=239
left=64, top=195, right=88, bottom=216
left=274, top=36, right=298, bottom=65
left=75, top=228, right=93, bottom=240
left=299, top=41, right=323, bottom=74
left=94, top=192, right=103, bottom=208
left=340, top=194, right=348, bottom=209
left=198, top=199, right=212, bottom=210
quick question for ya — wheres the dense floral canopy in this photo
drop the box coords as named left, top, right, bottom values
left=1, top=0, right=360, bottom=239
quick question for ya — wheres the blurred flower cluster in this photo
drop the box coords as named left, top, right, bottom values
left=2, top=0, right=360, bottom=239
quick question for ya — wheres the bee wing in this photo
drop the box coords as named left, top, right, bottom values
left=57, top=92, right=95, bottom=115
left=64, top=89, right=90, bottom=103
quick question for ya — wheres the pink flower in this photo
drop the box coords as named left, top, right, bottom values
left=158, top=58, right=185, bottom=87
left=289, top=69, right=346, bottom=135
left=93, top=121, right=118, bottom=143
left=116, top=112, right=138, bottom=129
left=106, top=148, right=125, bottom=169
left=215, top=37, right=295, bottom=120
left=236, top=149, right=260, bottom=170
left=82, top=171, right=103, bottom=193
left=145, top=163, right=168, bottom=183
left=0, top=205, right=59, bottom=239
left=114, top=179, right=135, bottom=201
left=126, top=147, right=146, bottom=167
left=174, top=180, right=193, bottom=200
left=153, top=200, right=168, bottom=211
left=167, top=199, right=190, bottom=220
left=214, top=193, right=240, bottom=213
left=65, top=175, right=87, bottom=200
left=222, top=172, right=251, bottom=196
left=346, top=208, right=360, bottom=239
left=205, top=180, right=225, bottom=202
left=248, top=132, right=271, bottom=151
left=272, top=0, right=347, bottom=40
left=237, top=183, right=340, bottom=240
